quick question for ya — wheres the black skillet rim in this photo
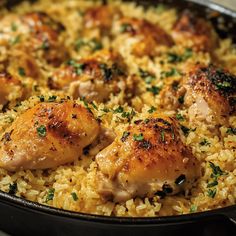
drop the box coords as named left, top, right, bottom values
left=0, top=0, right=235, bottom=225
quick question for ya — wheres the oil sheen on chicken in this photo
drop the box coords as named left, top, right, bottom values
left=96, top=116, right=200, bottom=202
left=0, top=100, right=100, bottom=171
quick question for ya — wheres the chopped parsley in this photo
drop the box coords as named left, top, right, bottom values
left=209, top=162, right=226, bottom=179
left=114, top=106, right=124, bottom=114
left=67, top=59, right=85, bottom=75
left=120, top=23, right=133, bottom=33
left=199, top=138, right=211, bottom=146
left=207, top=179, right=218, bottom=188
left=91, top=102, right=98, bottom=110
left=161, top=130, right=165, bottom=142
left=37, top=125, right=47, bottom=137
left=178, top=95, right=185, bottom=104
left=190, top=205, right=197, bottom=213
left=38, top=95, right=45, bottom=102
left=148, top=106, right=157, bottom=113
left=176, top=113, right=185, bottom=121
left=161, top=68, right=181, bottom=79
left=207, top=188, right=217, bottom=198
left=226, top=127, right=236, bottom=135
left=8, top=183, right=17, bottom=195
left=48, top=95, right=57, bottom=102
left=9, top=35, right=21, bottom=45
left=133, top=133, right=144, bottom=141
left=75, top=38, right=103, bottom=52
left=180, top=125, right=196, bottom=136
left=147, top=85, right=161, bottom=95
left=71, top=192, right=78, bottom=201
left=18, top=67, right=26, bottom=77
left=121, top=131, right=130, bottom=142
left=46, top=188, right=55, bottom=202
left=11, top=23, right=18, bottom=32
left=139, top=68, right=156, bottom=84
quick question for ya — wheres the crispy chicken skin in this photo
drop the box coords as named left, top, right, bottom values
left=0, top=101, right=100, bottom=171
left=0, top=72, right=24, bottom=106
left=172, top=11, right=218, bottom=52
left=83, top=5, right=122, bottom=36
left=160, top=65, right=236, bottom=124
left=113, top=17, right=174, bottom=56
left=96, top=116, right=200, bottom=202
left=49, top=49, right=133, bottom=102
left=185, top=65, right=236, bottom=123
left=0, top=12, right=67, bottom=66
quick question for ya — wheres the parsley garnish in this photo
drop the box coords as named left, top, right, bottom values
left=114, top=106, right=124, bottom=113
left=8, top=183, right=17, bottom=195
left=120, top=23, right=133, bottom=33
left=176, top=113, right=185, bottom=121
left=37, top=125, right=47, bottom=137
left=18, top=67, right=26, bottom=77
left=161, top=130, right=165, bottom=142
left=139, top=68, right=156, bottom=84
left=199, top=138, right=211, bottom=146
left=11, top=23, right=18, bottom=32
left=190, top=205, right=197, bottom=213
left=178, top=95, right=185, bottom=104
left=9, top=35, right=21, bottom=45
left=46, top=188, right=55, bottom=202
left=133, top=133, right=144, bottom=141
left=71, top=192, right=78, bottom=201
left=48, top=95, right=57, bottom=102
left=147, top=86, right=161, bottom=95
left=168, top=48, right=193, bottom=63
left=38, top=95, right=45, bottom=102
left=180, top=125, right=196, bottom=136
left=226, top=127, right=236, bottom=135
left=207, top=188, right=217, bottom=198
left=148, top=106, right=157, bottom=113
left=161, top=68, right=181, bottom=79
left=121, top=131, right=130, bottom=142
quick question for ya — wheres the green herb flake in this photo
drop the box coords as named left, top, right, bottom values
left=88, top=38, right=103, bottom=52
left=8, top=183, right=17, bottom=195
left=46, top=188, right=55, bottom=202
left=161, top=130, right=165, bottom=142
left=38, top=95, right=45, bottom=102
left=207, top=188, right=217, bottom=198
left=114, top=106, right=124, bottom=114
left=18, top=67, right=26, bottom=77
left=147, top=86, right=161, bottom=95
left=48, top=95, right=57, bottom=102
left=120, top=23, right=133, bottom=33
left=148, top=106, right=157, bottom=114
left=199, top=138, right=211, bottom=146
left=207, top=179, right=218, bottom=188
left=121, top=131, right=130, bottom=142
left=161, top=68, right=181, bottom=79
left=190, top=205, right=197, bottom=213
left=37, top=125, right=47, bottom=137
left=91, top=102, right=98, bottom=110
left=11, top=22, right=18, bottom=32
left=9, top=35, right=21, bottom=45
left=71, top=192, right=78, bottom=201
left=139, top=68, right=156, bottom=84
left=180, top=125, right=196, bottom=136
left=133, top=133, right=144, bottom=141
left=176, top=113, right=185, bottom=121
left=178, top=95, right=185, bottom=104
left=226, top=127, right=236, bottom=135
left=209, top=162, right=226, bottom=179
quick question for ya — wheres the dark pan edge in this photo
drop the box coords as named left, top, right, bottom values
left=0, top=0, right=235, bottom=225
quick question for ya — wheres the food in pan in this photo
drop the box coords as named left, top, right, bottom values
left=0, top=0, right=235, bottom=217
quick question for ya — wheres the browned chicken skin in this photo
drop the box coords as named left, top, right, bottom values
left=0, top=101, right=100, bottom=171
left=49, top=49, right=134, bottom=102
left=113, top=17, right=174, bottom=56
left=96, top=116, right=200, bottom=202
left=0, top=12, right=67, bottom=66
left=172, top=11, right=218, bottom=52
left=160, top=65, right=236, bottom=124
left=84, top=5, right=122, bottom=37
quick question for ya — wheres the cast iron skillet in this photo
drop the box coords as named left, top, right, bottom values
left=0, top=0, right=236, bottom=235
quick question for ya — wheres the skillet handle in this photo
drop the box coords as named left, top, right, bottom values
left=222, top=209, right=236, bottom=225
